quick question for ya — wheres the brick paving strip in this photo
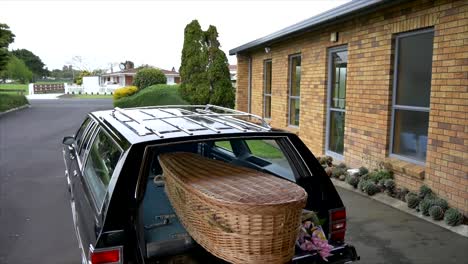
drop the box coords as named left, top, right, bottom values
left=331, top=178, right=468, bottom=238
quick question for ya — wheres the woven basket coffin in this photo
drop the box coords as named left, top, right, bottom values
left=159, top=152, right=307, bottom=264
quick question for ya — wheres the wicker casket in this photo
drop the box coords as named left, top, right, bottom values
left=159, top=152, right=308, bottom=264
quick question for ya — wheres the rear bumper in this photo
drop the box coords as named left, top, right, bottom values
left=292, top=244, right=359, bottom=264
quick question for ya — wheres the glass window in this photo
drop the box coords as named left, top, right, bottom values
left=75, top=118, right=90, bottom=149
left=214, top=141, right=233, bottom=152
left=391, top=29, right=433, bottom=163
left=83, top=129, right=122, bottom=208
left=79, top=122, right=98, bottom=159
left=327, top=47, right=348, bottom=156
left=289, top=55, right=301, bottom=126
left=264, top=60, right=272, bottom=118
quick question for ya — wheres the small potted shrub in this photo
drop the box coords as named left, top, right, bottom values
left=444, top=208, right=464, bottom=226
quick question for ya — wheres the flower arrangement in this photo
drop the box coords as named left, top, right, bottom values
left=296, top=210, right=333, bottom=261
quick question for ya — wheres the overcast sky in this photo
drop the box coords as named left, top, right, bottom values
left=1, top=0, right=350, bottom=71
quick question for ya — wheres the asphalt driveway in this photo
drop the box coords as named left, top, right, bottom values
left=0, top=99, right=112, bottom=264
left=0, top=99, right=467, bottom=264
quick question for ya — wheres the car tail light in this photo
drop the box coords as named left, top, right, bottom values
left=89, top=246, right=122, bottom=264
left=329, top=207, right=346, bottom=243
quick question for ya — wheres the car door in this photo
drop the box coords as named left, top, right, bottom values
left=73, top=126, right=123, bottom=260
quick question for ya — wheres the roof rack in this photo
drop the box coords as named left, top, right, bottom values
left=110, top=105, right=271, bottom=138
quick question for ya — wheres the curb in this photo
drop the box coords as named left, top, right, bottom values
left=0, top=104, right=30, bottom=117
left=331, top=178, right=468, bottom=238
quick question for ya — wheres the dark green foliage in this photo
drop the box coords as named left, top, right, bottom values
left=432, top=198, right=448, bottom=211
left=74, top=70, right=91, bottom=85
left=419, top=185, right=433, bottom=199
left=133, top=68, right=167, bottom=90
left=179, top=20, right=209, bottom=104
left=360, top=173, right=370, bottom=181
left=0, top=94, right=28, bottom=112
left=429, top=206, right=444, bottom=221
left=1, top=56, right=33, bottom=83
left=378, top=179, right=386, bottom=188
left=399, top=187, right=410, bottom=201
left=179, top=20, right=234, bottom=107
left=444, top=208, right=464, bottom=226
left=331, top=167, right=346, bottom=178
left=366, top=182, right=380, bottom=196
left=419, top=199, right=435, bottom=216
left=114, top=84, right=187, bottom=108
left=337, top=163, right=347, bottom=169
left=0, top=23, right=15, bottom=72
left=369, top=169, right=393, bottom=183
left=318, top=156, right=333, bottom=166
left=358, top=166, right=369, bottom=176
left=11, top=49, right=47, bottom=78
left=384, top=179, right=396, bottom=191
left=205, top=25, right=235, bottom=108
left=406, top=192, right=420, bottom=209
left=358, top=180, right=372, bottom=193
left=345, top=175, right=360, bottom=188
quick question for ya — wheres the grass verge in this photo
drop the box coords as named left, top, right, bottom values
left=114, top=84, right=187, bottom=108
left=0, top=94, right=29, bottom=112
left=215, top=140, right=283, bottom=159
left=0, top=84, right=29, bottom=95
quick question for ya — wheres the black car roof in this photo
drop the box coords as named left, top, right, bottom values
left=91, top=105, right=278, bottom=145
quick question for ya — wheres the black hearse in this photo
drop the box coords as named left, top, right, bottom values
left=62, top=105, right=359, bottom=264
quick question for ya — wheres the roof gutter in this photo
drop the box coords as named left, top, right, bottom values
left=229, top=0, right=395, bottom=55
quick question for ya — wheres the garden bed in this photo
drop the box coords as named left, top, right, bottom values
left=318, top=156, right=468, bottom=237
left=0, top=94, right=29, bottom=112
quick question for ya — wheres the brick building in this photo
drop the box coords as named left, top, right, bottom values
left=230, top=0, right=467, bottom=214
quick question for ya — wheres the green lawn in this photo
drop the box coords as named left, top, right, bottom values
left=215, top=140, right=283, bottom=159
left=0, top=84, right=29, bottom=95
left=0, top=94, right=29, bottom=112
left=114, top=84, right=187, bottom=108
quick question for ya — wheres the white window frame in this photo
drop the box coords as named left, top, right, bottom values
left=263, top=59, right=272, bottom=119
left=288, top=54, right=301, bottom=127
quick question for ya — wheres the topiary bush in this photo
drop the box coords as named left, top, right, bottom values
left=419, top=185, right=432, bottom=199
left=429, top=206, right=444, bottom=221
left=419, top=199, right=435, bottom=216
left=384, top=179, right=396, bottom=191
left=346, top=175, right=360, bottom=188
left=358, top=180, right=372, bottom=193
left=406, top=192, right=420, bottom=209
left=366, top=182, right=380, bottom=196
left=369, top=169, right=393, bottom=183
left=432, top=198, right=449, bottom=211
left=399, top=187, right=409, bottom=201
left=113, top=86, right=138, bottom=100
left=358, top=166, right=369, bottom=176
left=444, top=208, right=464, bottom=226
left=133, top=68, right=167, bottom=90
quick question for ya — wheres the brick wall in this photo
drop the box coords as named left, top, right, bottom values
left=235, top=0, right=468, bottom=214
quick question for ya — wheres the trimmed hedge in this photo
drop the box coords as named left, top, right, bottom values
left=0, top=94, right=28, bottom=112
left=133, top=68, right=167, bottom=90
left=114, top=84, right=187, bottom=108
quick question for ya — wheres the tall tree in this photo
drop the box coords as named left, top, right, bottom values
left=0, top=23, right=15, bottom=72
left=179, top=20, right=210, bottom=105
left=0, top=56, right=33, bottom=83
left=205, top=25, right=235, bottom=108
left=12, top=49, right=46, bottom=79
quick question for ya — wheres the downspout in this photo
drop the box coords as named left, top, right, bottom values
left=247, top=56, right=252, bottom=113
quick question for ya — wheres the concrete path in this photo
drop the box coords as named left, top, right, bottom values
left=339, top=187, right=468, bottom=264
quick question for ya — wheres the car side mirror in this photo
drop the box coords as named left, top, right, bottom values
left=62, top=136, right=75, bottom=147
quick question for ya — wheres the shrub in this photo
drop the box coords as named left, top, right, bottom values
left=133, top=68, right=167, bottom=90
left=406, top=192, right=420, bottom=209
left=399, top=187, right=409, bottom=201
left=0, top=94, right=28, bottom=112
left=360, top=173, right=370, bottom=181
left=338, top=174, right=346, bottom=181
left=358, top=180, right=372, bottom=193
left=345, top=175, right=360, bottom=188
left=384, top=179, right=396, bottom=191
left=419, top=185, right=433, bottom=199
left=318, top=156, right=333, bottom=166
left=432, top=198, right=449, bottom=211
left=337, top=163, right=347, bottom=169
left=419, top=199, right=435, bottom=216
left=429, top=206, right=444, bottom=221
left=444, top=208, right=464, bottom=226
left=331, top=167, right=346, bottom=178
left=369, top=169, right=393, bottom=183
left=113, top=86, right=138, bottom=100
left=366, top=182, right=380, bottom=196
left=358, top=166, right=369, bottom=176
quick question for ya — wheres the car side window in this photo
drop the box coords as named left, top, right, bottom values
left=83, top=128, right=122, bottom=210
left=75, top=118, right=91, bottom=149
left=79, top=122, right=98, bottom=159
